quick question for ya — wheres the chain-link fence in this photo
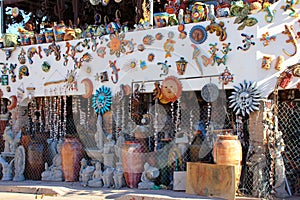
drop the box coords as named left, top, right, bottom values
left=2, top=88, right=298, bottom=198
left=278, top=100, right=300, bottom=196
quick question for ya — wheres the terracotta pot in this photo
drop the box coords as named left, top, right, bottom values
left=26, top=139, right=44, bottom=180
left=61, top=136, right=82, bottom=182
left=122, top=140, right=147, bottom=188
left=213, top=135, right=242, bottom=191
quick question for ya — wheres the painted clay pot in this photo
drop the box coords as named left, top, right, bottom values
left=61, top=136, right=82, bottom=182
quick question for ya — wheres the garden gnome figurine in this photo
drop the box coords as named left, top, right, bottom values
left=88, top=162, right=103, bottom=187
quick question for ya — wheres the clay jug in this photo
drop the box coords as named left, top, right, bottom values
left=61, top=136, right=82, bottom=182
left=213, top=135, right=242, bottom=191
left=121, top=140, right=146, bottom=188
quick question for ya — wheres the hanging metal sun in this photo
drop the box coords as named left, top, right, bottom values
left=229, top=80, right=261, bottom=117
left=92, top=85, right=112, bottom=115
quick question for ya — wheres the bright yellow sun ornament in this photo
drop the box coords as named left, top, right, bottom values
left=107, top=33, right=126, bottom=57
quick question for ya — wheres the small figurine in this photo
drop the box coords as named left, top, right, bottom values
left=88, top=162, right=103, bottom=187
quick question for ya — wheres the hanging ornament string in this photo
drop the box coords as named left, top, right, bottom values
left=44, top=97, right=49, bottom=132
left=154, top=98, right=159, bottom=151
left=189, top=109, right=194, bottom=144
left=175, top=97, right=181, bottom=135
left=62, top=95, right=67, bottom=138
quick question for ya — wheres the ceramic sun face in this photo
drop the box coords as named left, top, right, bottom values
left=160, top=76, right=182, bottom=103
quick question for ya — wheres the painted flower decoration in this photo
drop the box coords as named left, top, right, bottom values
left=92, top=85, right=112, bottom=115
left=107, top=33, right=126, bottom=57
left=229, top=80, right=261, bottom=117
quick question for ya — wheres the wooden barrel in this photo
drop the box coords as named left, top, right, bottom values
left=121, top=140, right=146, bottom=188
left=213, top=135, right=242, bottom=191
left=61, top=136, right=82, bottom=182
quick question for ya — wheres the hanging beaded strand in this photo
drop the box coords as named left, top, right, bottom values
left=154, top=98, right=159, bottom=151
left=62, top=95, right=67, bottom=138
left=87, top=97, right=90, bottom=130
left=189, top=109, right=194, bottom=144
left=44, top=97, right=49, bottom=132
left=175, top=97, right=181, bottom=135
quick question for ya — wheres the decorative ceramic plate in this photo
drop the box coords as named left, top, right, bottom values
left=189, top=25, right=207, bottom=44
left=201, top=83, right=219, bottom=103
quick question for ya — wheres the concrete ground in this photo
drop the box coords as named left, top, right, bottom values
left=0, top=180, right=298, bottom=200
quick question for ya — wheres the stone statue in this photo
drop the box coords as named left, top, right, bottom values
left=79, top=158, right=95, bottom=187
left=3, top=125, right=14, bottom=153
left=41, top=140, right=63, bottom=181
left=138, top=162, right=160, bottom=190
left=113, top=162, right=125, bottom=189
left=95, top=114, right=104, bottom=150
left=103, top=134, right=115, bottom=169
left=102, top=167, right=114, bottom=188
left=114, top=133, right=125, bottom=163
left=13, top=145, right=26, bottom=181
left=88, top=162, right=103, bottom=187
left=103, top=134, right=115, bottom=154
left=3, top=125, right=22, bottom=154
left=0, top=155, right=13, bottom=181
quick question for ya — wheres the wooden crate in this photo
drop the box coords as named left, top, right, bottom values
left=186, top=162, right=236, bottom=200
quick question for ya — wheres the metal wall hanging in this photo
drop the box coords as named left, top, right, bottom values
left=237, top=33, right=255, bottom=51
left=229, top=80, right=261, bottom=117
left=201, top=82, right=219, bottom=103
left=282, top=24, right=297, bottom=57
left=92, top=85, right=112, bottom=115
left=260, top=32, right=276, bottom=47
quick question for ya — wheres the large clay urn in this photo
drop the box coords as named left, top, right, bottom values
left=213, top=135, right=242, bottom=191
left=26, top=139, right=45, bottom=180
left=122, top=140, right=147, bottom=188
left=61, top=135, right=82, bottom=182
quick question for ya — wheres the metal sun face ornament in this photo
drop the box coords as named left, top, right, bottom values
left=229, top=80, right=261, bottom=117
left=92, top=85, right=112, bottom=115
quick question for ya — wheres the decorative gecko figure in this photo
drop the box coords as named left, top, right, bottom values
left=157, top=60, right=171, bottom=77
left=91, top=36, right=98, bottom=52
left=264, top=5, right=276, bottom=23
left=214, top=43, right=232, bottom=66
left=237, top=33, right=255, bottom=51
left=191, top=44, right=203, bottom=75
left=282, top=24, right=297, bottom=57
left=109, top=60, right=120, bottom=84
left=201, top=43, right=218, bottom=66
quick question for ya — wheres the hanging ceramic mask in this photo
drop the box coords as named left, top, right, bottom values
left=102, top=0, right=110, bottom=6
left=201, top=83, right=219, bottom=103
left=92, top=85, right=112, bottom=115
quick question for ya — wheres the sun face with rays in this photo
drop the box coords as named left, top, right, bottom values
left=65, top=69, right=78, bottom=91
left=229, top=80, right=261, bottom=117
